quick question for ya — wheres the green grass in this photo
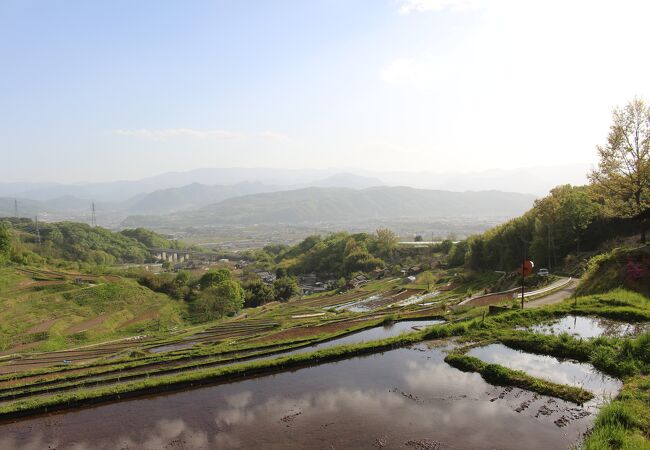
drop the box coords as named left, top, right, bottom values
left=578, top=246, right=650, bottom=297
left=444, top=353, right=593, bottom=404
left=584, top=376, right=650, bottom=449
left=0, top=267, right=186, bottom=352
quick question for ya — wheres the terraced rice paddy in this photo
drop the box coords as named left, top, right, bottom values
left=525, top=315, right=650, bottom=339
left=3, top=271, right=644, bottom=448
left=0, top=341, right=597, bottom=449
left=467, top=344, right=622, bottom=409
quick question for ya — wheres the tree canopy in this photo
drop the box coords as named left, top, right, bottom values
left=590, top=97, right=650, bottom=241
left=193, top=280, right=245, bottom=321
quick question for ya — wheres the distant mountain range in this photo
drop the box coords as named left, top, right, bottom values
left=0, top=164, right=586, bottom=203
left=1, top=166, right=580, bottom=229
left=122, top=186, right=536, bottom=228
left=0, top=173, right=385, bottom=225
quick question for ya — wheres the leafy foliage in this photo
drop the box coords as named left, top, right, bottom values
left=0, top=221, right=10, bottom=264
left=589, top=97, right=650, bottom=242
left=243, top=280, right=275, bottom=307
left=267, top=230, right=394, bottom=277
left=6, top=218, right=151, bottom=264
left=120, top=228, right=198, bottom=250
left=193, top=280, right=245, bottom=321
left=578, top=246, right=650, bottom=296
left=273, top=276, right=301, bottom=302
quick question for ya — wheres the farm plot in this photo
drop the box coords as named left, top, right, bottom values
left=336, top=288, right=427, bottom=312
left=147, top=319, right=280, bottom=353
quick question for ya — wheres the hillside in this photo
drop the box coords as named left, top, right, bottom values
left=123, top=186, right=537, bottom=226
left=577, top=245, right=650, bottom=296
left=126, top=182, right=278, bottom=214
left=0, top=267, right=185, bottom=353
left=5, top=218, right=152, bottom=264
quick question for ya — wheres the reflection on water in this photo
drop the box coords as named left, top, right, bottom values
left=301, top=319, right=445, bottom=348
left=0, top=343, right=596, bottom=449
left=149, top=319, right=443, bottom=355
left=527, top=315, right=649, bottom=339
left=468, top=344, right=622, bottom=407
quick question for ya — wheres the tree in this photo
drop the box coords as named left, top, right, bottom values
left=0, top=223, right=11, bottom=264
left=194, top=280, right=245, bottom=321
left=447, top=241, right=468, bottom=268
left=414, top=235, right=423, bottom=242
left=417, top=271, right=436, bottom=291
left=589, top=98, right=650, bottom=242
left=244, top=280, right=275, bottom=307
left=374, top=228, right=398, bottom=260
left=273, top=276, right=301, bottom=302
left=438, top=239, right=453, bottom=254
left=558, top=187, right=599, bottom=254
left=199, top=268, right=231, bottom=289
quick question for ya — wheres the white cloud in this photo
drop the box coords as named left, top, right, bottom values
left=114, top=128, right=288, bottom=142
left=398, top=0, right=485, bottom=14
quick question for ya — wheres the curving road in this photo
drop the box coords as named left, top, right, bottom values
left=526, top=279, right=579, bottom=308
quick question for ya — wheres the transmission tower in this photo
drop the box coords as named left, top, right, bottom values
left=14, top=199, right=18, bottom=218
left=34, top=215, right=42, bottom=246
left=91, top=202, right=97, bottom=227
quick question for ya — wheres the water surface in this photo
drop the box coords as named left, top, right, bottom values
left=468, top=343, right=621, bottom=408
left=0, top=342, right=595, bottom=449
left=527, top=315, right=649, bottom=339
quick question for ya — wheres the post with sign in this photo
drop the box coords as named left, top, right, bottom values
left=520, top=260, right=534, bottom=309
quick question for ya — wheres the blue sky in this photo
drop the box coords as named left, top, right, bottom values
left=1, top=0, right=648, bottom=182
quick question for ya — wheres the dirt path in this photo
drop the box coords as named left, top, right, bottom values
left=526, top=280, right=579, bottom=308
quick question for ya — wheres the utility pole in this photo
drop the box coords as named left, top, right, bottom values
left=547, top=225, right=551, bottom=271
left=34, top=216, right=41, bottom=246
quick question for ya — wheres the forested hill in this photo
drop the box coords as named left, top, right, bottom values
left=0, top=219, right=191, bottom=265
left=123, top=186, right=536, bottom=226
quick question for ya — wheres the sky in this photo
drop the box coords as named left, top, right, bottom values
left=1, top=0, right=649, bottom=183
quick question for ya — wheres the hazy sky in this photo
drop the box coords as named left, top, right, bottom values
left=1, top=0, right=648, bottom=183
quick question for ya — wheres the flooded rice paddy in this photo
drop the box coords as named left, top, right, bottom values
left=0, top=341, right=596, bottom=449
left=525, top=315, right=649, bottom=339
left=149, top=319, right=444, bottom=356
left=467, top=344, right=622, bottom=409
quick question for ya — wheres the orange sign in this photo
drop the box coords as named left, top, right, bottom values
left=518, top=260, right=534, bottom=277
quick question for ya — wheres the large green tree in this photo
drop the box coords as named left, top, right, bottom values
left=590, top=98, right=650, bottom=242
left=199, top=268, right=231, bottom=289
left=194, top=280, right=245, bottom=321
left=243, top=280, right=275, bottom=307
left=273, top=276, right=301, bottom=302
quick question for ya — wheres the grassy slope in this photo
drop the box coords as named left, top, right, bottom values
left=577, top=245, right=650, bottom=297
left=0, top=267, right=185, bottom=352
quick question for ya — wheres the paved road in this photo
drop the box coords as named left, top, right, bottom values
left=526, top=279, right=579, bottom=308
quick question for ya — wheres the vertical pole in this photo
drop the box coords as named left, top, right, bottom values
left=546, top=225, right=552, bottom=271
left=35, top=216, right=41, bottom=246
left=521, top=246, right=526, bottom=309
